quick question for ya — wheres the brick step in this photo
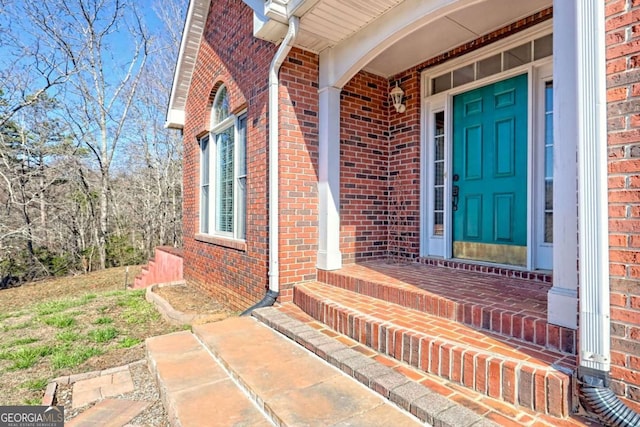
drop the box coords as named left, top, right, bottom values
left=132, top=274, right=144, bottom=289
left=294, top=281, right=575, bottom=418
left=318, top=262, right=576, bottom=355
left=417, top=257, right=552, bottom=283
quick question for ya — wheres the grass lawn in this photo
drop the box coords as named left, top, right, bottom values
left=0, top=266, right=183, bottom=405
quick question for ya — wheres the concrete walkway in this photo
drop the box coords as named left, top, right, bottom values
left=147, top=316, right=430, bottom=426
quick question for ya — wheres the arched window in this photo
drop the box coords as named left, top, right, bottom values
left=212, top=85, right=230, bottom=125
left=199, top=85, right=246, bottom=240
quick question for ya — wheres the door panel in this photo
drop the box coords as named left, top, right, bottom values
left=495, top=118, right=515, bottom=176
left=494, top=193, right=514, bottom=241
left=452, top=74, right=528, bottom=265
left=464, top=126, right=483, bottom=180
left=464, top=195, right=482, bottom=239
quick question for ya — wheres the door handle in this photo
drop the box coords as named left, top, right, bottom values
left=452, top=185, right=459, bottom=211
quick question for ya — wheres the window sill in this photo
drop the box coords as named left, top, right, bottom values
left=194, top=233, right=247, bottom=251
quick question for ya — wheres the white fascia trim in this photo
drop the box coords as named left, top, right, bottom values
left=166, top=0, right=209, bottom=130
left=242, top=0, right=264, bottom=13
left=320, top=0, right=484, bottom=88
left=265, top=0, right=289, bottom=22
left=165, top=109, right=186, bottom=130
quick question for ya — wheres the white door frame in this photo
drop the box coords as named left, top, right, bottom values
left=420, top=22, right=553, bottom=270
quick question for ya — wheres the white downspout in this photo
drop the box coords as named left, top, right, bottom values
left=570, top=1, right=640, bottom=424
left=574, top=0, right=610, bottom=377
left=268, top=16, right=300, bottom=294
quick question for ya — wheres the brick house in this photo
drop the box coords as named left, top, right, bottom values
left=166, top=0, right=640, bottom=422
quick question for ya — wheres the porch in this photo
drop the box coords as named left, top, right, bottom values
left=292, top=260, right=579, bottom=418
left=319, top=260, right=575, bottom=354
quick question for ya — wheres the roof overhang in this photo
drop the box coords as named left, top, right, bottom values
left=165, top=0, right=210, bottom=129
left=166, top=0, right=551, bottom=128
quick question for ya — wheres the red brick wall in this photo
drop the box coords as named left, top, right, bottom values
left=181, top=0, right=320, bottom=309
left=387, top=74, right=421, bottom=260
left=605, top=0, right=640, bottom=404
left=182, top=0, right=274, bottom=310
left=278, top=49, right=320, bottom=291
left=340, top=71, right=390, bottom=263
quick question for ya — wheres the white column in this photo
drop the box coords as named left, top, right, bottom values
left=547, top=0, right=579, bottom=329
left=317, top=86, right=342, bottom=270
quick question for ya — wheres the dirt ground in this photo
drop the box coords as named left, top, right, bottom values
left=0, top=266, right=141, bottom=313
left=154, top=283, right=230, bottom=314
left=153, top=283, right=236, bottom=323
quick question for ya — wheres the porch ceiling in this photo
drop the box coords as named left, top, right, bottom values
left=294, top=0, right=404, bottom=52
left=293, top=0, right=551, bottom=78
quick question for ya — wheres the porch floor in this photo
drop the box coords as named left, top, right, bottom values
left=339, top=261, right=550, bottom=321
left=317, top=260, right=575, bottom=355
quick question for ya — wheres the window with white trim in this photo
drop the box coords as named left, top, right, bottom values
left=199, top=85, right=246, bottom=240
left=430, top=33, right=552, bottom=95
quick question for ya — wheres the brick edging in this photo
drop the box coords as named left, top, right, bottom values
left=43, top=360, right=146, bottom=405
left=416, top=257, right=552, bottom=283
left=145, top=281, right=196, bottom=326
left=251, top=306, right=500, bottom=427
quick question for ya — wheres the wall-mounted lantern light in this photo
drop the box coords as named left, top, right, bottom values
left=389, top=82, right=406, bottom=113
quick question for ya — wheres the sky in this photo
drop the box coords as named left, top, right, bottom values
left=0, top=0, right=183, bottom=99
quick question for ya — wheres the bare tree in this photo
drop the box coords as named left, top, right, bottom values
left=23, top=0, right=150, bottom=269
left=0, top=3, right=80, bottom=128
left=0, top=0, right=186, bottom=285
left=115, top=0, right=184, bottom=256
left=0, top=96, right=81, bottom=283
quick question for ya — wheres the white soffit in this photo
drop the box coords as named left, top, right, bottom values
left=295, top=0, right=404, bottom=52
left=362, top=0, right=551, bottom=77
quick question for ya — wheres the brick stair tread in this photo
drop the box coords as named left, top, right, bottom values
left=295, top=281, right=574, bottom=417
left=320, top=263, right=576, bottom=354
left=299, top=281, right=572, bottom=370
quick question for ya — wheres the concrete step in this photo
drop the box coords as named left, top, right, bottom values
left=294, top=281, right=574, bottom=418
left=254, top=305, right=598, bottom=427
left=147, top=317, right=429, bottom=426
left=146, top=331, right=270, bottom=426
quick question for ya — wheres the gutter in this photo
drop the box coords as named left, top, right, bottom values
left=242, top=16, right=300, bottom=316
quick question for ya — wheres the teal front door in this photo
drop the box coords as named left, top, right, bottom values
left=452, top=74, right=528, bottom=265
